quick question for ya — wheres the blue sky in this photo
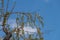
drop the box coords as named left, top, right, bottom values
left=14, top=0, right=60, bottom=40
left=0, top=0, right=60, bottom=40
left=13, top=0, right=60, bottom=40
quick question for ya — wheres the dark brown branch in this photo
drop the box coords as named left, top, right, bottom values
left=6, top=0, right=10, bottom=12
left=2, top=13, right=12, bottom=40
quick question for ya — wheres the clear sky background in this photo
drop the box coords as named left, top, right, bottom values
left=0, top=0, right=60, bottom=40
left=14, top=0, right=60, bottom=40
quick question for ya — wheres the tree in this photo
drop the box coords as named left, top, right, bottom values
left=0, top=0, right=44, bottom=40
